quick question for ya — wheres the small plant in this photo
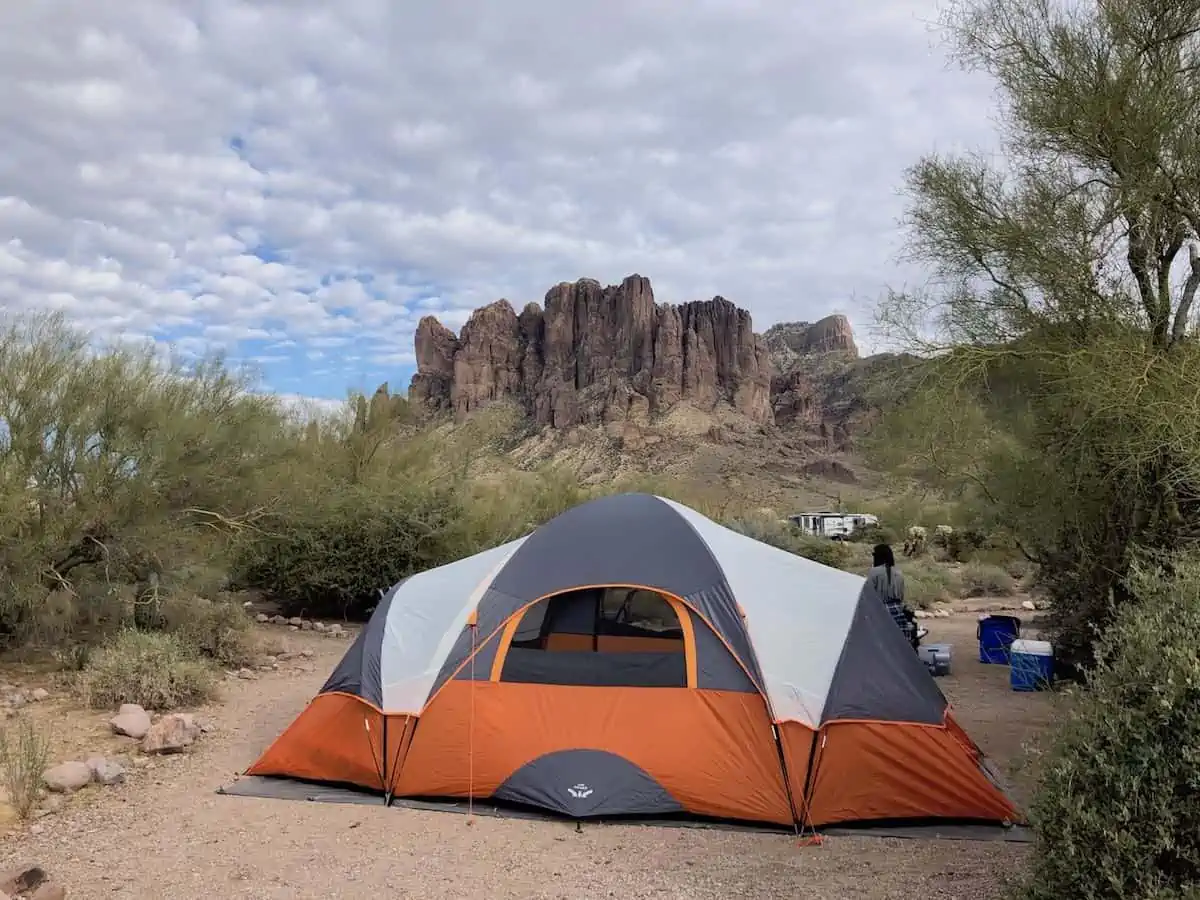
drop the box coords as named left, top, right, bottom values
left=80, top=629, right=216, bottom=711
left=959, top=562, right=1017, bottom=597
left=158, top=593, right=258, bottom=668
left=902, top=559, right=962, bottom=609
left=0, top=716, right=51, bottom=819
left=52, top=643, right=92, bottom=672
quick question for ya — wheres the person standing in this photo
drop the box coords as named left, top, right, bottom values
left=867, top=543, right=917, bottom=648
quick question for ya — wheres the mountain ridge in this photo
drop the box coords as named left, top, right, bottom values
left=408, top=273, right=903, bottom=451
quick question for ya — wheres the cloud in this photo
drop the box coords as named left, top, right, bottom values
left=0, top=0, right=998, bottom=401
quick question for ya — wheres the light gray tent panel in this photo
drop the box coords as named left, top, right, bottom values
left=658, top=499, right=864, bottom=727
left=378, top=537, right=527, bottom=713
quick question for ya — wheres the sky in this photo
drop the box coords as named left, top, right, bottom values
left=0, top=0, right=999, bottom=405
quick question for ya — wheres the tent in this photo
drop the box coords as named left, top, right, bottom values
left=244, top=492, right=1018, bottom=829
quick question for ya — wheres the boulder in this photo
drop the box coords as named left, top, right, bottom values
left=109, top=704, right=151, bottom=739
left=140, top=713, right=201, bottom=754
left=85, top=756, right=126, bottom=785
left=0, top=865, right=47, bottom=895
left=43, top=762, right=92, bottom=793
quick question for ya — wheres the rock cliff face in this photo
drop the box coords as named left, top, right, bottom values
left=410, top=275, right=774, bottom=428
left=762, top=316, right=858, bottom=367
left=408, top=274, right=892, bottom=454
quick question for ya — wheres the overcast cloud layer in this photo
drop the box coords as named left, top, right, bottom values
left=0, top=0, right=997, bottom=401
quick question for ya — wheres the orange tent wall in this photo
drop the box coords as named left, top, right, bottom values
left=394, top=680, right=795, bottom=825
left=804, top=716, right=1019, bottom=826
left=246, top=693, right=1016, bottom=830
left=247, top=693, right=415, bottom=794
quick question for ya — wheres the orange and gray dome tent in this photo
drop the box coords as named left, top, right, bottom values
left=236, top=493, right=1018, bottom=830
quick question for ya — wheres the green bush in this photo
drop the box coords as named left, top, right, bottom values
left=0, top=312, right=298, bottom=649
left=902, top=559, right=962, bottom=609
left=724, top=518, right=853, bottom=570
left=848, top=521, right=898, bottom=546
left=80, top=629, right=216, bottom=710
left=959, top=561, right=1017, bottom=597
left=1014, top=557, right=1200, bottom=900
left=943, top=528, right=989, bottom=562
left=156, top=593, right=258, bottom=668
left=230, top=482, right=466, bottom=619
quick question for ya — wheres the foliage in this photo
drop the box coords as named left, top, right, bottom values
left=869, top=0, right=1200, bottom=664
left=1015, top=556, right=1200, bottom=900
left=902, top=559, right=962, bottom=609
left=230, top=400, right=595, bottom=618
left=80, top=629, right=216, bottom=711
left=0, top=312, right=298, bottom=648
left=847, top=521, right=897, bottom=546
left=943, top=528, right=989, bottom=563
left=958, top=561, right=1017, bottom=597
left=231, top=480, right=466, bottom=619
left=0, top=716, right=50, bottom=819
left=155, top=593, right=258, bottom=668
left=724, top=516, right=852, bottom=569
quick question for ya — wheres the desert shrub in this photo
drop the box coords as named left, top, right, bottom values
left=967, top=546, right=1034, bottom=580
left=0, top=312, right=299, bottom=650
left=452, top=466, right=592, bottom=554
left=230, top=481, right=466, bottom=619
left=943, top=528, right=989, bottom=562
left=790, top=535, right=853, bottom=570
left=902, top=559, right=961, bottom=609
left=724, top=517, right=853, bottom=570
left=1014, top=557, right=1200, bottom=900
left=848, top=521, right=897, bottom=546
left=959, top=562, right=1017, bottom=597
left=156, top=593, right=257, bottom=668
left=0, top=716, right=50, bottom=819
left=80, top=629, right=216, bottom=710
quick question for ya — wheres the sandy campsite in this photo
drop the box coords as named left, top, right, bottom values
left=0, top=600, right=1055, bottom=900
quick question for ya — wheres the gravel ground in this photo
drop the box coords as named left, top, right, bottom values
left=0, top=608, right=1049, bottom=899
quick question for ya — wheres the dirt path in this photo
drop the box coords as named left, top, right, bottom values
left=0, top=612, right=1049, bottom=899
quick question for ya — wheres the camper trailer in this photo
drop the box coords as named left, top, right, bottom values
left=788, top=511, right=879, bottom=540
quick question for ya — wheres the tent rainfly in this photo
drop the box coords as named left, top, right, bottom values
left=246, top=492, right=1018, bottom=828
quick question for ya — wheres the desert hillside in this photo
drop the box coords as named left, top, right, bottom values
left=406, top=273, right=921, bottom=509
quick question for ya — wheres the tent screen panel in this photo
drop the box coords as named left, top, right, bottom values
left=501, top=587, right=687, bottom=687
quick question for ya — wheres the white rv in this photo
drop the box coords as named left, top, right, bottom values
left=788, top=511, right=879, bottom=540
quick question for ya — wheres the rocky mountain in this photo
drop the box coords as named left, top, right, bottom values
left=411, top=274, right=773, bottom=429
left=409, top=274, right=908, bottom=456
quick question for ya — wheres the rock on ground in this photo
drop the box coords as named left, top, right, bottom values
left=140, top=713, right=201, bottom=754
left=109, top=704, right=151, bottom=740
left=42, top=762, right=91, bottom=794
left=85, top=757, right=125, bottom=786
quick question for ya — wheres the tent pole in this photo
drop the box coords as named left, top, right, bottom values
left=768, top=723, right=804, bottom=837
left=381, top=715, right=389, bottom=805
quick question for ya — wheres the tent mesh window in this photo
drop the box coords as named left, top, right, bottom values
left=500, top=587, right=687, bottom=687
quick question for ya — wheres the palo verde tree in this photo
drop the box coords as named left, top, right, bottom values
left=871, top=0, right=1200, bottom=664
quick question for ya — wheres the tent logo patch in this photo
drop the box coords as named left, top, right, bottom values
left=567, top=783, right=593, bottom=799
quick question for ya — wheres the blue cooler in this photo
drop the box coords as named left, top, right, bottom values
left=1009, top=639, right=1054, bottom=691
left=977, top=614, right=1022, bottom=664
